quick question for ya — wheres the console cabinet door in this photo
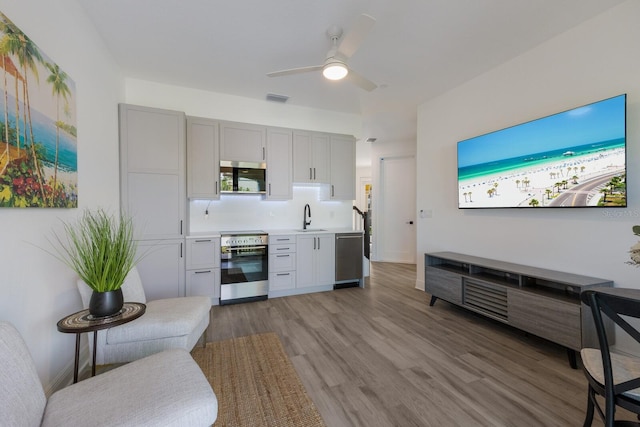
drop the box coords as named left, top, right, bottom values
left=425, top=267, right=462, bottom=305
left=508, top=289, right=581, bottom=350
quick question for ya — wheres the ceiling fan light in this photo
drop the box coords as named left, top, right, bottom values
left=322, top=62, right=348, bottom=80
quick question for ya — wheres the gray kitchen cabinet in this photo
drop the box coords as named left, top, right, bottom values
left=186, top=236, right=220, bottom=305
left=136, top=239, right=186, bottom=300
left=220, top=121, right=266, bottom=163
left=187, top=116, right=219, bottom=200
left=119, top=104, right=186, bottom=240
left=424, top=252, right=613, bottom=366
left=268, top=235, right=296, bottom=294
left=296, top=233, right=335, bottom=289
left=266, top=127, right=292, bottom=200
left=119, top=103, right=186, bottom=298
left=293, top=131, right=330, bottom=184
left=324, top=134, right=356, bottom=200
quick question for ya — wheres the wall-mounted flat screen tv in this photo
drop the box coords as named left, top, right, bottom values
left=457, top=94, right=626, bottom=209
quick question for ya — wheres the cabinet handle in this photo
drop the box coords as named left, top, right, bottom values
left=195, top=270, right=212, bottom=274
left=268, top=183, right=271, bottom=196
left=216, top=180, right=219, bottom=195
left=313, top=238, right=316, bottom=250
left=180, top=220, right=183, bottom=235
left=195, top=239, right=212, bottom=243
left=276, top=238, right=290, bottom=242
left=313, top=167, right=316, bottom=180
left=276, top=247, right=290, bottom=251
left=263, top=147, right=265, bottom=160
left=309, top=167, right=312, bottom=180
left=180, top=242, right=183, bottom=258
left=276, top=273, right=290, bottom=276
left=331, top=185, right=334, bottom=197
left=276, top=254, right=290, bottom=258
left=317, top=237, right=320, bottom=250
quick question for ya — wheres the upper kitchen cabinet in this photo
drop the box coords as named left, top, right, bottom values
left=266, top=127, right=293, bottom=200
left=119, top=104, right=186, bottom=240
left=323, top=134, right=356, bottom=201
left=187, top=116, right=220, bottom=200
left=292, top=131, right=330, bottom=184
left=220, top=121, right=266, bottom=163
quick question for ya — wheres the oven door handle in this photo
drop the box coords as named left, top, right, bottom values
left=223, top=245, right=267, bottom=251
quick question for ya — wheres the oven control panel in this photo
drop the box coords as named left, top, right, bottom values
left=221, top=234, right=268, bottom=248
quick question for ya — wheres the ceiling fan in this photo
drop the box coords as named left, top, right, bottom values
left=267, top=14, right=377, bottom=92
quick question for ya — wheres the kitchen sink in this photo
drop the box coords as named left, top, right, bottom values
left=295, top=229, right=327, bottom=232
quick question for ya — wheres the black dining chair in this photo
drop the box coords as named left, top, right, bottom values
left=581, top=288, right=640, bottom=427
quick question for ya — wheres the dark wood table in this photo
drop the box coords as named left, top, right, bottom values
left=57, top=302, right=146, bottom=383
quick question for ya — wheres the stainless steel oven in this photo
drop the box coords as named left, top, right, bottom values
left=220, top=231, right=268, bottom=305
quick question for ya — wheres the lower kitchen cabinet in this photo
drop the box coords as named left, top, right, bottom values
left=186, top=269, right=220, bottom=305
left=186, top=236, right=220, bottom=305
left=135, top=239, right=185, bottom=300
left=296, top=233, right=335, bottom=289
left=268, top=235, right=297, bottom=296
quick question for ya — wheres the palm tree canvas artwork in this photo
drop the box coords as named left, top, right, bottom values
left=0, top=11, right=77, bottom=208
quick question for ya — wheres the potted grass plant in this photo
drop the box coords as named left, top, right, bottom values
left=51, top=208, right=139, bottom=317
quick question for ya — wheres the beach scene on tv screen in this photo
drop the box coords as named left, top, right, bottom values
left=457, top=95, right=626, bottom=208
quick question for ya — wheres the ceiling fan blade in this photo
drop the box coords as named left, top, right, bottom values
left=346, top=69, right=377, bottom=91
left=337, top=14, right=376, bottom=59
left=267, top=65, right=323, bottom=78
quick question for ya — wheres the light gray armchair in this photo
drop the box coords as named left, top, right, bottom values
left=77, top=267, right=211, bottom=365
left=0, top=321, right=218, bottom=426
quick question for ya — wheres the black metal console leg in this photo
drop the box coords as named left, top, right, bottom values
left=567, top=348, right=577, bottom=369
left=429, top=296, right=437, bottom=306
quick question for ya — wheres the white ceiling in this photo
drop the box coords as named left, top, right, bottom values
left=77, top=0, right=624, bottom=146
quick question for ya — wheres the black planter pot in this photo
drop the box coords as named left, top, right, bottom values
left=89, top=289, right=124, bottom=317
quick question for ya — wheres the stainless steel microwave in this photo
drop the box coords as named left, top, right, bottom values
left=220, top=161, right=266, bottom=194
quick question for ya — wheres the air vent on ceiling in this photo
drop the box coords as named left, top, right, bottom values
left=266, top=93, right=289, bottom=103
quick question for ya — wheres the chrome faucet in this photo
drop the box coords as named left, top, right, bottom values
left=303, top=203, right=311, bottom=230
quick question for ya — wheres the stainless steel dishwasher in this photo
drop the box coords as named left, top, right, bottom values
left=335, top=233, right=363, bottom=288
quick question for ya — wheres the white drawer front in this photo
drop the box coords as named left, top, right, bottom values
left=269, top=235, right=296, bottom=245
left=269, top=243, right=296, bottom=255
left=269, top=271, right=296, bottom=291
left=270, top=253, right=296, bottom=272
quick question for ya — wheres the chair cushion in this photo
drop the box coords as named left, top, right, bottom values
left=581, top=348, right=640, bottom=399
left=106, top=297, right=211, bottom=344
left=42, top=348, right=217, bottom=427
left=0, top=322, right=47, bottom=427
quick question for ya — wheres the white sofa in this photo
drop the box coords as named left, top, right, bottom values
left=77, top=267, right=211, bottom=365
left=0, top=321, right=218, bottom=426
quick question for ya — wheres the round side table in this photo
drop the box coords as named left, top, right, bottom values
left=57, top=302, right=146, bottom=383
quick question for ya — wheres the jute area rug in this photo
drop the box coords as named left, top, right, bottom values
left=191, top=332, right=326, bottom=427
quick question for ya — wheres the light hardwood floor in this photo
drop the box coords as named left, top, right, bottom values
left=207, top=262, right=626, bottom=426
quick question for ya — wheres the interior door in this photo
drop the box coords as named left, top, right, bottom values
left=379, top=156, right=416, bottom=263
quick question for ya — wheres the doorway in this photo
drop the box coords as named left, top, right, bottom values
left=377, top=155, right=416, bottom=263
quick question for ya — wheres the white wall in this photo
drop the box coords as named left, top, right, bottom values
left=0, top=0, right=123, bottom=391
left=125, top=79, right=362, bottom=233
left=416, top=0, right=640, bottom=298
